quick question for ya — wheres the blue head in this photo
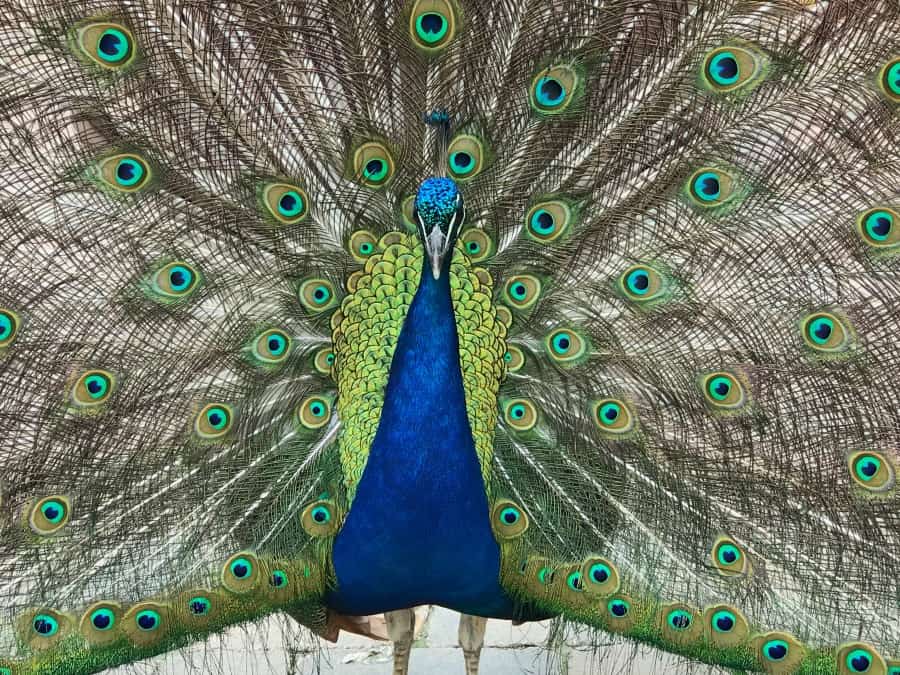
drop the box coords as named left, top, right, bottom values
left=414, top=177, right=464, bottom=279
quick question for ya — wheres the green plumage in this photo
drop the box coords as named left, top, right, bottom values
left=0, top=0, right=898, bottom=673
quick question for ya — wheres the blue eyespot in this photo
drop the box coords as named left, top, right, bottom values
left=693, top=172, right=720, bottom=201
left=535, top=77, right=566, bottom=108
left=566, top=571, right=583, bottom=592
left=90, top=608, right=115, bottom=631
left=608, top=599, right=630, bottom=618
left=135, top=609, right=160, bottom=632
left=763, top=639, right=789, bottom=661
left=189, top=596, right=211, bottom=616
left=589, top=563, right=610, bottom=584
left=450, top=151, right=474, bottom=175
left=230, top=558, right=252, bottom=579
left=708, top=51, right=739, bottom=86
left=311, top=505, right=331, bottom=523
left=277, top=191, right=304, bottom=218
left=0, top=309, right=16, bottom=344
left=667, top=609, right=692, bottom=631
left=41, top=500, right=66, bottom=524
left=626, top=269, right=650, bottom=295
left=500, top=507, right=520, bottom=525
left=270, top=570, right=289, bottom=588
left=846, top=649, right=873, bottom=673
left=33, top=614, right=59, bottom=636
left=97, top=28, right=131, bottom=63
left=711, top=610, right=736, bottom=633
left=115, top=158, right=145, bottom=187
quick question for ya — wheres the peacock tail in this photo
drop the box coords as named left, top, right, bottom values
left=0, top=0, right=898, bottom=673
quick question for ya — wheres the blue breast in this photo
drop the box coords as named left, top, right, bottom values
left=327, top=258, right=519, bottom=618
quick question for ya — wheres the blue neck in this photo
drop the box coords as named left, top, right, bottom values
left=328, top=256, right=518, bottom=617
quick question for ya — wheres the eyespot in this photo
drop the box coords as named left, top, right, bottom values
left=447, top=134, right=486, bottom=181
left=711, top=536, right=750, bottom=577
left=838, top=644, right=885, bottom=675
left=261, top=183, right=309, bottom=225
left=194, top=403, right=233, bottom=440
left=857, top=207, right=899, bottom=248
left=702, top=46, right=764, bottom=92
left=0, top=309, right=20, bottom=348
left=189, top=596, right=211, bottom=616
left=460, top=229, right=494, bottom=263
left=619, top=265, right=665, bottom=302
left=352, top=141, right=395, bottom=188
left=701, top=371, right=748, bottom=410
left=74, top=21, right=136, bottom=69
left=504, top=345, right=525, bottom=373
left=801, top=311, right=852, bottom=353
left=525, top=200, right=573, bottom=242
left=349, top=230, right=379, bottom=263
left=502, top=274, right=542, bottom=311
left=409, top=0, right=458, bottom=51
left=544, top=327, right=588, bottom=365
left=149, top=261, right=200, bottom=300
left=301, top=499, right=340, bottom=537
left=121, top=602, right=167, bottom=645
left=491, top=500, right=529, bottom=539
left=580, top=557, right=620, bottom=596
left=249, top=328, right=291, bottom=365
left=592, top=398, right=635, bottom=436
left=296, top=396, right=331, bottom=430
left=221, top=552, right=260, bottom=594
left=563, top=571, right=584, bottom=592
left=530, top=65, right=580, bottom=114
left=98, top=153, right=151, bottom=192
left=687, top=168, right=736, bottom=207
left=33, top=614, right=59, bottom=637
left=848, top=451, right=895, bottom=493
left=269, top=569, right=289, bottom=589
left=879, top=58, right=900, bottom=103
left=667, top=609, right=692, bottom=631
left=298, top=278, right=338, bottom=313
left=313, top=347, right=335, bottom=375
left=607, top=598, right=630, bottom=619
left=503, top=398, right=537, bottom=431
left=28, top=495, right=71, bottom=536
left=756, top=632, right=805, bottom=673
left=71, top=369, right=114, bottom=407
left=79, top=602, right=122, bottom=644
left=711, top=609, right=737, bottom=633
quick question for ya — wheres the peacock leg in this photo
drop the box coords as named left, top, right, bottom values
left=385, top=608, right=416, bottom=675
left=458, top=613, right=488, bottom=675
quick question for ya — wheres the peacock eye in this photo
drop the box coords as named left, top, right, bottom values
left=460, top=229, right=493, bottom=262
left=566, top=571, right=584, bottom=592
left=149, top=261, right=200, bottom=300
left=222, top=552, right=260, bottom=593
left=607, top=598, right=630, bottom=618
left=525, top=200, right=573, bottom=242
left=297, top=395, right=332, bottom=429
left=74, top=21, right=136, bottom=69
left=848, top=451, right=895, bottom=493
left=580, top=557, right=620, bottom=596
left=702, top=46, right=765, bottom=92
left=194, top=403, right=233, bottom=439
left=447, top=134, right=486, bottom=181
left=504, top=345, right=525, bottom=372
left=711, top=609, right=736, bottom=633
left=857, top=207, right=898, bottom=247
left=592, top=398, right=635, bottom=435
left=0, top=309, right=20, bottom=347
left=189, top=596, right=211, bottom=616
left=349, top=230, right=378, bottom=262
left=89, top=608, right=115, bottom=631
left=32, top=614, right=59, bottom=637
left=72, top=369, right=115, bottom=407
left=619, top=265, right=665, bottom=302
left=29, top=495, right=72, bottom=535
left=801, top=311, right=852, bottom=353
left=503, top=398, right=537, bottom=431
left=490, top=500, right=529, bottom=538
left=666, top=609, right=692, bottom=631
left=763, top=640, right=789, bottom=662
left=98, top=153, right=151, bottom=192
left=269, top=569, right=289, bottom=588
left=301, top=499, right=340, bottom=536
left=298, top=278, right=338, bottom=313
left=262, top=183, right=309, bottom=225
left=701, top=371, right=748, bottom=410
left=544, top=327, right=588, bottom=365
left=530, top=65, right=580, bottom=114
left=711, top=536, right=749, bottom=576
left=844, top=648, right=876, bottom=674
left=353, top=141, right=395, bottom=188
left=687, top=168, right=735, bottom=207
left=313, top=347, right=336, bottom=375
left=252, top=329, right=291, bottom=365
left=502, top=274, right=542, bottom=310
left=409, top=0, right=457, bottom=51
left=879, top=58, right=900, bottom=102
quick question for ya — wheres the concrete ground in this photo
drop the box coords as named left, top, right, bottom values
left=110, top=606, right=728, bottom=675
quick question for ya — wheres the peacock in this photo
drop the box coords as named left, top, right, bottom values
left=0, top=0, right=898, bottom=673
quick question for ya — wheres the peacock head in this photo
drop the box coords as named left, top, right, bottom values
left=414, top=177, right=464, bottom=280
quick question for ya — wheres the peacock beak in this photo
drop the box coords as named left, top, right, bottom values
left=424, top=226, right=450, bottom=280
